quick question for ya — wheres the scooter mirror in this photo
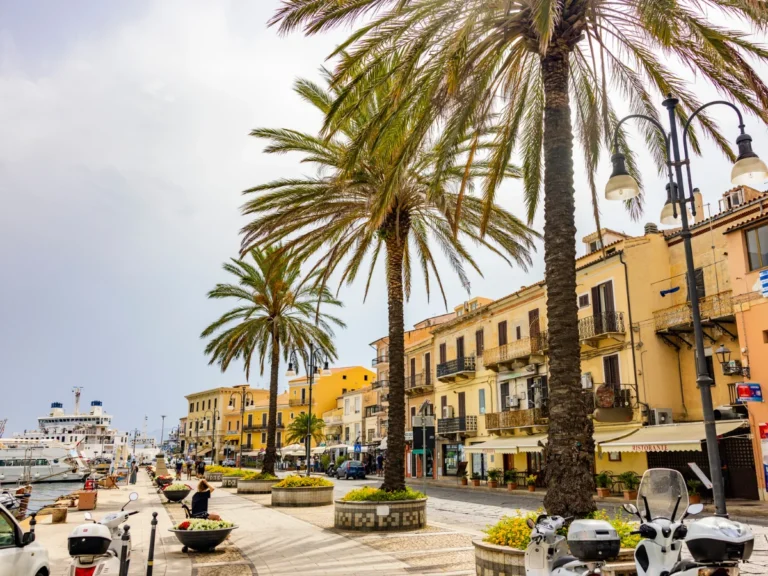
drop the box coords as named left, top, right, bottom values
left=129, top=492, right=139, bottom=501
left=526, top=518, right=536, bottom=529
left=84, top=512, right=93, bottom=521
left=686, top=503, right=703, bottom=516
left=622, top=503, right=638, bottom=515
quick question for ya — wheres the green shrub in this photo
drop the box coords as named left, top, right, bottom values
left=273, top=475, right=333, bottom=488
left=321, top=454, right=331, bottom=470
left=595, top=471, right=613, bottom=489
left=526, top=474, right=537, bottom=486
left=504, top=469, right=517, bottom=484
left=341, top=486, right=425, bottom=502
left=241, top=471, right=278, bottom=481
left=335, top=455, right=349, bottom=467
left=487, top=469, right=502, bottom=482
left=471, top=472, right=481, bottom=480
left=618, top=471, right=640, bottom=491
left=687, top=479, right=702, bottom=495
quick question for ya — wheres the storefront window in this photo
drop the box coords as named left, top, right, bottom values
left=472, top=452, right=486, bottom=478
left=442, top=444, right=463, bottom=476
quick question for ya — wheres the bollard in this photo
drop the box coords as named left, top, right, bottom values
left=146, top=512, right=158, bottom=576
left=118, top=524, right=131, bottom=576
left=29, top=512, right=37, bottom=531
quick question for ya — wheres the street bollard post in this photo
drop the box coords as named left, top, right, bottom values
left=118, top=524, right=131, bottom=576
left=146, top=512, right=158, bottom=576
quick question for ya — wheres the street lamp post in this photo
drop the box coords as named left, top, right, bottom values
left=160, top=415, right=166, bottom=453
left=204, top=409, right=221, bottom=465
left=286, top=343, right=332, bottom=477
left=605, top=94, right=768, bottom=516
left=229, top=386, right=254, bottom=468
left=130, top=428, right=141, bottom=460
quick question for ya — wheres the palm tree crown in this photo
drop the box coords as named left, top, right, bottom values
left=285, top=413, right=325, bottom=447
left=201, top=245, right=344, bottom=475
left=241, top=71, right=538, bottom=490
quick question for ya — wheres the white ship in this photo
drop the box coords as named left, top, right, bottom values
left=0, top=439, right=89, bottom=485
left=12, top=389, right=130, bottom=462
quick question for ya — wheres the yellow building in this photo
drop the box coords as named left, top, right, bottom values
left=184, top=385, right=252, bottom=463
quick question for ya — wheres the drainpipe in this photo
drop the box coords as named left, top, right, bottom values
left=619, top=252, right=647, bottom=420
left=676, top=349, right=689, bottom=416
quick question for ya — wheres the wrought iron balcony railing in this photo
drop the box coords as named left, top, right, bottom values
left=371, top=379, right=389, bottom=390
left=438, top=415, right=478, bottom=435
left=405, top=372, right=433, bottom=391
left=365, top=405, right=385, bottom=417
left=653, top=291, right=733, bottom=332
left=372, top=355, right=390, bottom=367
left=485, top=406, right=549, bottom=429
left=579, top=312, right=625, bottom=340
left=483, top=336, right=547, bottom=367
left=288, top=398, right=315, bottom=407
left=436, top=356, right=477, bottom=379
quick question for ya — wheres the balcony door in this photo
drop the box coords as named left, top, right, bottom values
left=248, top=414, right=252, bottom=427
left=458, top=392, right=466, bottom=418
left=261, top=413, right=267, bottom=426
left=439, top=343, right=447, bottom=364
left=456, top=336, right=465, bottom=361
left=410, top=358, right=416, bottom=387
left=425, top=353, right=431, bottom=385
left=301, top=388, right=306, bottom=403
left=500, top=381, right=510, bottom=411
left=591, top=281, right=615, bottom=333
left=529, top=309, right=540, bottom=342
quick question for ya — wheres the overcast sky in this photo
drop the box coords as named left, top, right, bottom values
left=1, top=1, right=766, bottom=438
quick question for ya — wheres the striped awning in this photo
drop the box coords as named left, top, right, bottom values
left=465, top=426, right=640, bottom=455
left=600, top=421, right=748, bottom=453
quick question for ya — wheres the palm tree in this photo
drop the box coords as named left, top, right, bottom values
left=240, top=71, right=538, bottom=491
left=286, top=413, right=325, bottom=447
left=270, top=0, right=768, bottom=516
left=201, top=245, right=344, bottom=476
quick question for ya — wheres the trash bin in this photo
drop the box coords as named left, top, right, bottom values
left=77, top=490, right=98, bottom=511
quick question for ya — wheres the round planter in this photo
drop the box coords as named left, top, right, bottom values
left=334, top=498, right=427, bottom=532
left=473, top=539, right=525, bottom=575
left=163, top=488, right=191, bottom=503
left=507, top=482, right=518, bottom=491
left=204, top=472, right=223, bottom=482
left=271, top=486, right=334, bottom=507
left=237, top=479, right=276, bottom=494
left=169, top=526, right=237, bottom=553
left=527, top=485, right=536, bottom=492
left=221, top=476, right=239, bottom=488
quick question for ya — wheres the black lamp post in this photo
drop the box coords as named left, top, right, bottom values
left=286, top=343, right=332, bottom=477
left=228, top=385, right=253, bottom=468
left=606, top=94, right=768, bottom=516
left=204, top=409, right=221, bottom=465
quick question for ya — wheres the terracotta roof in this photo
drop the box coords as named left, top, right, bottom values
left=582, top=228, right=629, bottom=242
left=663, top=189, right=768, bottom=240
left=724, top=213, right=768, bottom=234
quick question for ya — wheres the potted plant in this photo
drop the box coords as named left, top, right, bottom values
left=460, top=471, right=468, bottom=486
left=471, top=472, right=481, bottom=487
left=595, top=471, right=612, bottom=498
left=169, top=518, right=238, bottom=553
left=162, top=482, right=192, bottom=502
left=618, top=471, right=640, bottom=500
left=526, top=475, right=537, bottom=492
left=505, top=469, right=518, bottom=490
left=687, top=479, right=702, bottom=504
left=487, top=469, right=501, bottom=488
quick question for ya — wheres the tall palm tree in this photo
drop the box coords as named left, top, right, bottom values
left=286, top=413, right=325, bottom=446
left=241, top=71, right=538, bottom=491
left=270, top=0, right=768, bottom=515
left=201, top=245, right=344, bottom=476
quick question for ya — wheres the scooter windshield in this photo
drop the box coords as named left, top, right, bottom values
left=636, top=468, right=689, bottom=521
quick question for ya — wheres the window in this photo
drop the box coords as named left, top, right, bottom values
left=479, top=389, right=486, bottom=414
left=439, top=343, right=447, bottom=364
left=208, top=399, right=211, bottom=410
left=290, top=412, right=294, bottom=419
left=578, top=294, right=590, bottom=308
left=236, top=421, right=240, bottom=431
left=354, top=396, right=361, bottom=413
left=189, top=403, right=194, bottom=413
left=246, top=433, right=252, bottom=446
left=516, top=325, right=522, bottom=340
left=746, top=224, right=768, bottom=271
left=214, top=398, right=217, bottom=409
left=364, top=375, right=368, bottom=381
left=425, top=353, right=432, bottom=385
left=196, top=401, right=199, bottom=412
left=261, top=413, right=267, bottom=426
left=247, top=414, right=252, bottom=427
left=589, top=239, right=602, bottom=253
left=764, top=330, right=768, bottom=344
left=277, top=413, right=283, bottom=426
left=608, top=452, right=622, bottom=462
left=498, top=321, right=508, bottom=346
left=475, top=329, right=484, bottom=356
left=456, top=336, right=465, bottom=360
left=276, top=432, right=282, bottom=447
left=261, top=432, right=266, bottom=444
left=687, top=268, right=705, bottom=300
left=345, top=427, right=350, bottom=442
left=345, top=398, right=350, bottom=415
left=0, top=510, right=17, bottom=548
left=227, top=421, right=231, bottom=431
left=410, top=406, right=416, bottom=426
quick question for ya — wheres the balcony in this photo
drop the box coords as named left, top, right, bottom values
left=584, top=383, right=636, bottom=421
left=371, top=379, right=389, bottom=390
left=243, top=422, right=284, bottom=432
left=438, top=415, right=478, bottom=436
left=654, top=290, right=734, bottom=333
left=485, top=405, right=549, bottom=429
left=372, top=354, right=389, bottom=367
left=289, top=398, right=315, bottom=407
left=483, top=337, right=547, bottom=371
left=579, top=312, right=625, bottom=347
left=436, top=356, right=476, bottom=382
left=405, top=372, right=434, bottom=393
left=365, top=405, right=385, bottom=417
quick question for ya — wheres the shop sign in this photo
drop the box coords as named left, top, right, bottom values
left=735, top=383, right=763, bottom=403
left=632, top=444, right=668, bottom=452
left=760, top=423, right=768, bottom=489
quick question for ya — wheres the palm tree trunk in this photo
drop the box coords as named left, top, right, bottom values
left=383, top=232, right=407, bottom=492
left=540, top=50, right=596, bottom=518
left=262, top=331, right=280, bottom=476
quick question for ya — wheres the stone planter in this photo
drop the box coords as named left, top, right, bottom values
left=237, top=479, right=275, bottom=494
left=204, top=472, right=223, bottom=482
left=507, top=482, right=518, bottom=491
left=473, top=539, right=525, bottom=576
left=271, top=486, right=334, bottom=507
left=597, top=487, right=611, bottom=498
left=334, top=499, right=427, bottom=532
left=221, top=476, right=239, bottom=488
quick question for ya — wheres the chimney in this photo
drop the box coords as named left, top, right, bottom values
left=644, top=223, right=659, bottom=235
left=693, top=188, right=705, bottom=224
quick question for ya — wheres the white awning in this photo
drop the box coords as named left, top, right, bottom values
left=600, top=421, right=748, bottom=453
left=326, top=443, right=349, bottom=450
left=465, top=434, right=548, bottom=454
left=311, top=446, right=327, bottom=455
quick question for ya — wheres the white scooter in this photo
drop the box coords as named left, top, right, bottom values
left=524, top=514, right=621, bottom=575
left=624, top=468, right=754, bottom=576
left=68, top=491, right=139, bottom=575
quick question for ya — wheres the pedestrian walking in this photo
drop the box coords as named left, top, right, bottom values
left=196, top=458, right=206, bottom=478
left=376, top=453, right=383, bottom=477
left=129, top=461, right=138, bottom=485
left=174, top=458, right=183, bottom=480
left=186, top=458, right=193, bottom=480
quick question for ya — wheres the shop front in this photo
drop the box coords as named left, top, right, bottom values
left=442, top=443, right=464, bottom=476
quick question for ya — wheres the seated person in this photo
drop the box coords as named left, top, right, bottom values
left=190, top=480, right=221, bottom=520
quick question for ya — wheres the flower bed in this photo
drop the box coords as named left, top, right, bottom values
left=271, top=475, right=334, bottom=507
left=237, top=472, right=278, bottom=494
left=335, top=487, right=427, bottom=532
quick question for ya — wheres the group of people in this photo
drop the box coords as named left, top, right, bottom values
left=172, top=456, right=207, bottom=480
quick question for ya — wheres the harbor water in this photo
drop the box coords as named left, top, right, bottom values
left=26, top=480, right=84, bottom=512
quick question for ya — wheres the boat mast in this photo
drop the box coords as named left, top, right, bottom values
left=72, top=386, right=83, bottom=415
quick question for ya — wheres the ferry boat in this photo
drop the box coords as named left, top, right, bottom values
left=0, top=439, right=89, bottom=485
left=12, top=389, right=130, bottom=461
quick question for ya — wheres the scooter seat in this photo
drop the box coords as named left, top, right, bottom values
left=669, top=559, right=699, bottom=574
left=552, top=555, right=579, bottom=570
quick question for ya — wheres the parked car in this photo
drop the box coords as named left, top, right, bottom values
left=221, top=459, right=236, bottom=467
left=0, top=503, right=49, bottom=576
left=336, top=461, right=366, bottom=480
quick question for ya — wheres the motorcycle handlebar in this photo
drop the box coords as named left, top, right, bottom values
left=128, top=510, right=140, bottom=516
left=630, top=530, right=641, bottom=535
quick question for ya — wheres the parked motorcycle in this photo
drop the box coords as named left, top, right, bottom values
left=524, top=513, right=621, bottom=575
left=68, top=491, right=139, bottom=575
left=624, top=468, right=754, bottom=576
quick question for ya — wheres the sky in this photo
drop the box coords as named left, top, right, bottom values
left=1, top=1, right=766, bottom=438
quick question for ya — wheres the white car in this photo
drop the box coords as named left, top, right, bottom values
left=0, top=503, right=49, bottom=576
